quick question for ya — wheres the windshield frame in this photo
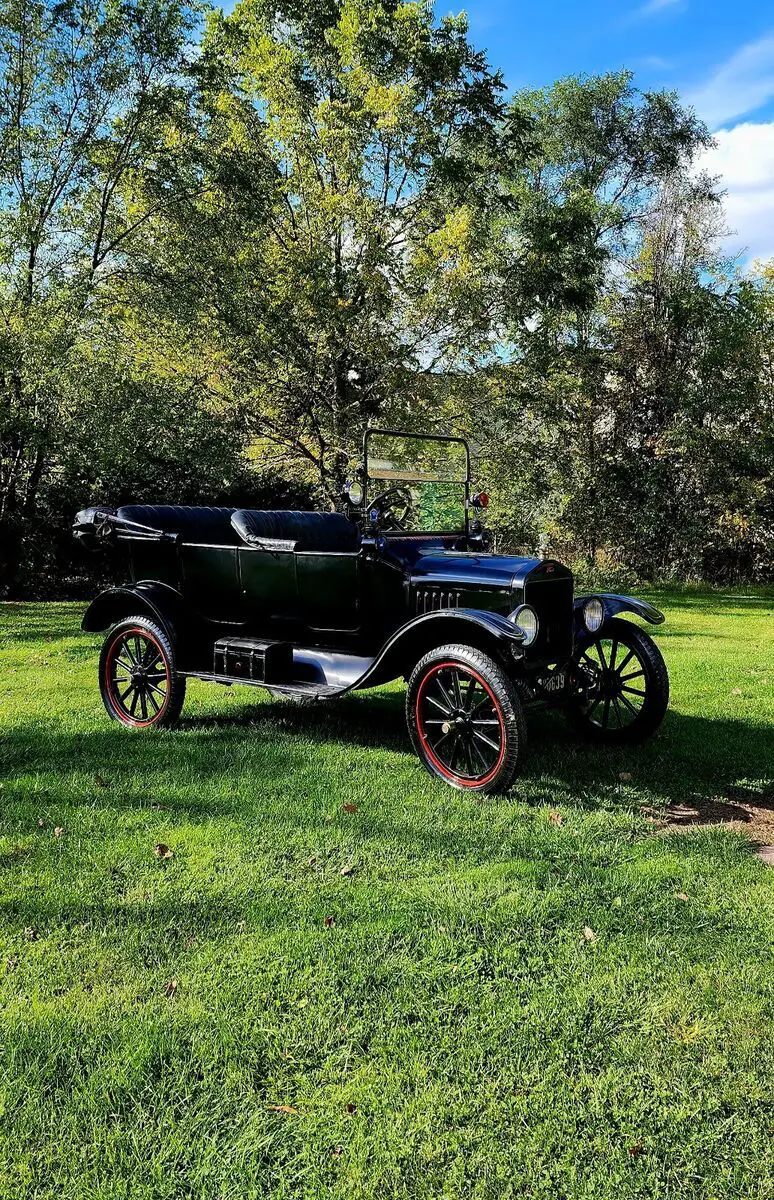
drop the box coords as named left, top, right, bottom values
left=362, top=428, right=471, bottom=536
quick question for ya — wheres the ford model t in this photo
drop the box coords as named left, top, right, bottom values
left=74, top=430, right=669, bottom=792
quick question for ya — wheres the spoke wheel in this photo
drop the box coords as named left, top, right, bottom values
left=407, top=643, right=526, bottom=793
left=568, top=617, right=669, bottom=744
left=99, top=616, right=185, bottom=729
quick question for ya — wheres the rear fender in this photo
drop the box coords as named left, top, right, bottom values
left=81, top=582, right=187, bottom=647
left=356, top=608, right=525, bottom=689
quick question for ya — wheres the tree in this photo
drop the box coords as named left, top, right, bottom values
left=0, top=0, right=200, bottom=590
left=476, top=73, right=714, bottom=566
left=159, top=0, right=505, bottom=501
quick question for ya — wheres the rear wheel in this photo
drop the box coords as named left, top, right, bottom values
left=567, top=617, right=668, bottom=743
left=99, top=616, right=186, bottom=728
left=406, top=643, right=526, bottom=793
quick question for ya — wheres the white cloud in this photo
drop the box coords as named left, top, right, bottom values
left=686, top=33, right=774, bottom=127
left=637, top=0, right=682, bottom=16
left=697, top=122, right=774, bottom=261
left=638, top=54, right=673, bottom=70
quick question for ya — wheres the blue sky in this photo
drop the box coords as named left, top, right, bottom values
left=456, top=0, right=774, bottom=262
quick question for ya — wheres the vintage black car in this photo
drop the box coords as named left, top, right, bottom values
left=74, top=429, right=669, bottom=792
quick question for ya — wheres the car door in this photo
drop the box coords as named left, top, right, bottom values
left=238, top=546, right=300, bottom=632
left=295, top=550, right=360, bottom=633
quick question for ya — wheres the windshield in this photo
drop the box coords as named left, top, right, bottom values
left=364, top=431, right=470, bottom=533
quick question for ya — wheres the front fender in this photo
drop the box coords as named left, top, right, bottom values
left=353, top=608, right=525, bottom=690
left=574, top=593, right=665, bottom=635
left=81, top=582, right=187, bottom=645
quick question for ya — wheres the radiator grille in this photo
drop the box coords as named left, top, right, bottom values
left=523, top=575, right=574, bottom=660
left=415, top=588, right=462, bottom=615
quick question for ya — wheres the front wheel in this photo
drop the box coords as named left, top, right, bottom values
left=567, top=617, right=669, bottom=743
left=99, top=616, right=186, bottom=728
left=406, top=643, right=526, bottom=793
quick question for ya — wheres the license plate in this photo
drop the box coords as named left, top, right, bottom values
left=543, top=670, right=567, bottom=694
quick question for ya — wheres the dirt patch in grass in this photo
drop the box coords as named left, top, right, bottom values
left=646, top=786, right=774, bottom=842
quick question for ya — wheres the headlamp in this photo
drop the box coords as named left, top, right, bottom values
left=583, top=597, right=605, bottom=633
left=508, top=604, right=539, bottom=646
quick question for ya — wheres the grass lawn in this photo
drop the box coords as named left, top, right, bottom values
left=1, top=591, right=773, bottom=1199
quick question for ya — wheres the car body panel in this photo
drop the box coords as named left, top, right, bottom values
left=82, top=581, right=186, bottom=642
left=74, top=440, right=665, bottom=702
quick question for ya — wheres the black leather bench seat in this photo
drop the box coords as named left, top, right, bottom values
left=114, top=504, right=359, bottom=552
left=231, top=509, right=359, bottom=552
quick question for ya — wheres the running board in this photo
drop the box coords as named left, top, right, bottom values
left=182, top=644, right=377, bottom=700
left=181, top=671, right=343, bottom=700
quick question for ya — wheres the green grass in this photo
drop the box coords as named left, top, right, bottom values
left=0, top=591, right=773, bottom=1200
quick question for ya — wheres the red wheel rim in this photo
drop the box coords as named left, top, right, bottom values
left=415, top=662, right=506, bottom=787
left=105, top=628, right=171, bottom=727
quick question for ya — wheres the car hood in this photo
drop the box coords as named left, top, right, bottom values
left=409, top=551, right=545, bottom=589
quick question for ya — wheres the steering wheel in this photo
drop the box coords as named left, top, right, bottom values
left=368, top=485, right=414, bottom=531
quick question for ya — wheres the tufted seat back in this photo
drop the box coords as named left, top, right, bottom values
left=117, top=505, right=239, bottom=544
left=231, top=509, right=359, bottom=552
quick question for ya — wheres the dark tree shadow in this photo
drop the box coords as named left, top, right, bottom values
left=0, top=601, right=87, bottom=645
left=2, top=686, right=771, bottom=821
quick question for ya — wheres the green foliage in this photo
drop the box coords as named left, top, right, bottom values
left=0, top=0, right=207, bottom=591
left=168, top=0, right=505, bottom=495
left=474, top=74, right=773, bottom=583
left=0, top=4, right=772, bottom=595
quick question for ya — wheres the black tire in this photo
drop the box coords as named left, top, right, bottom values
left=406, top=643, right=527, bottom=793
left=567, top=617, right=669, bottom=744
left=99, top=615, right=186, bottom=729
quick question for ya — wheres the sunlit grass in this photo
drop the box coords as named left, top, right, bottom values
left=0, top=592, right=773, bottom=1199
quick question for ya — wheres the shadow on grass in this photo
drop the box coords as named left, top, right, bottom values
left=1, top=687, right=771, bottom=817
left=645, top=590, right=774, bottom=611
left=0, top=602, right=87, bottom=645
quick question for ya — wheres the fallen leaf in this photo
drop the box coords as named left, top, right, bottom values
left=342, top=803, right=358, bottom=814
left=582, top=925, right=598, bottom=944
left=154, top=843, right=174, bottom=860
left=548, top=810, right=564, bottom=825
left=619, top=771, right=632, bottom=782
left=37, top=817, right=46, bottom=828
left=93, top=774, right=111, bottom=788
left=675, top=891, right=690, bottom=901
left=267, top=1104, right=298, bottom=1114
left=54, top=826, right=63, bottom=839
left=24, top=927, right=39, bottom=942
left=323, top=915, right=336, bottom=928
left=164, top=979, right=178, bottom=997
left=340, top=864, right=355, bottom=877
left=628, top=1141, right=644, bottom=1157
left=731, top=688, right=742, bottom=696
